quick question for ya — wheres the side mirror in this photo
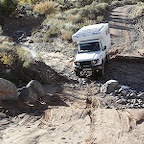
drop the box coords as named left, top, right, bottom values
left=102, top=46, right=106, bottom=51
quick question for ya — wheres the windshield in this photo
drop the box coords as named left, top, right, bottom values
left=78, top=42, right=100, bottom=53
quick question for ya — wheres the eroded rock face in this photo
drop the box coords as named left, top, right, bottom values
left=100, top=80, right=119, bottom=94
left=0, top=78, right=18, bottom=100
left=26, top=80, right=45, bottom=97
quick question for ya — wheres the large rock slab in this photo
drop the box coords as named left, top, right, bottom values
left=0, top=78, right=18, bottom=100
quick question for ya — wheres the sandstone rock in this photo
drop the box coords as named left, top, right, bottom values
left=100, top=80, right=119, bottom=94
left=18, top=87, right=38, bottom=103
left=0, top=78, right=18, bottom=100
left=26, top=80, right=45, bottom=97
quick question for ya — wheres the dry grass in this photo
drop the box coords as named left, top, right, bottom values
left=61, top=29, right=73, bottom=41
left=68, top=14, right=83, bottom=24
left=33, top=1, right=55, bottom=15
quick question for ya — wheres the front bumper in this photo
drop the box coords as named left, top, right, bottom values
left=74, top=64, right=102, bottom=71
left=74, top=65, right=102, bottom=77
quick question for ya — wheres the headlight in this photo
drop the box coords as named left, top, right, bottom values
left=91, top=59, right=98, bottom=66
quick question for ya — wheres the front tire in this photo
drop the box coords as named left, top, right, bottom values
left=106, top=54, right=110, bottom=62
left=99, top=62, right=105, bottom=76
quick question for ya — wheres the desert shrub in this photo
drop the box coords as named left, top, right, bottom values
left=58, top=1, right=74, bottom=11
left=64, top=22, right=78, bottom=32
left=0, top=0, right=18, bottom=16
left=95, top=2, right=110, bottom=12
left=111, top=0, right=124, bottom=7
left=44, top=19, right=64, bottom=39
left=23, top=61, right=30, bottom=68
left=16, top=46, right=31, bottom=62
left=0, top=46, right=17, bottom=66
left=1, top=54, right=14, bottom=66
left=98, top=0, right=114, bottom=4
left=33, top=1, right=56, bottom=15
left=46, top=26, right=59, bottom=38
left=68, top=14, right=83, bottom=24
left=123, top=0, right=137, bottom=4
left=67, top=8, right=80, bottom=15
left=55, top=13, right=66, bottom=20
left=97, top=15, right=104, bottom=22
left=0, top=41, right=49, bottom=83
left=61, top=29, right=73, bottom=41
left=78, top=0, right=94, bottom=6
left=80, top=2, right=110, bottom=20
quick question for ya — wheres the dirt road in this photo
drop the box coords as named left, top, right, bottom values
left=109, top=5, right=144, bottom=57
left=102, top=5, right=144, bottom=91
left=1, top=108, right=144, bottom=144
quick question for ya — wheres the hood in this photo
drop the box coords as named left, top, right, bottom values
left=75, top=51, right=101, bottom=62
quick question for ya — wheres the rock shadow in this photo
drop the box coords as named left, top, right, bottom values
left=0, top=84, right=69, bottom=117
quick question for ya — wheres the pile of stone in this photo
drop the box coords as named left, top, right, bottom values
left=100, top=80, right=144, bottom=108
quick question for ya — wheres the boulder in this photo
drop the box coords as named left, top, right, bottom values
left=121, top=90, right=129, bottom=96
left=118, top=85, right=130, bottom=93
left=100, top=80, right=119, bottom=94
left=0, top=78, right=18, bottom=100
left=26, top=80, right=45, bottom=97
left=127, top=92, right=137, bottom=98
left=137, top=92, right=144, bottom=98
left=18, top=87, right=38, bottom=103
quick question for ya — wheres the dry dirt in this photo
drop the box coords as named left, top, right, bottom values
left=0, top=5, right=144, bottom=144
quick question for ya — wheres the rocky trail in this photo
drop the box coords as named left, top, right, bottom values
left=0, top=4, right=144, bottom=144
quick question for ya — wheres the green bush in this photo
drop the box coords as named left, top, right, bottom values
left=0, top=0, right=18, bottom=16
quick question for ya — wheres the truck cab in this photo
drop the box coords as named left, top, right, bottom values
left=72, top=23, right=111, bottom=77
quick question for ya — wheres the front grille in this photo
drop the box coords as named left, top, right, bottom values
left=80, top=61, right=91, bottom=68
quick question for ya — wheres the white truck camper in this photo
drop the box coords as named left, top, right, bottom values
left=72, top=23, right=111, bottom=77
